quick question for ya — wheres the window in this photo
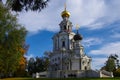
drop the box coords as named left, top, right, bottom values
left=85, top=66, right=87, bottom=70
left=67, top=66, right=69, bottom=70
left=55, top=58, right=57, bottom=61
left=52, top=59, right=54, bottom=62
left=88, top=61, right=90, bottom=64
left=62, top=41, right=65, bottom=47
left=55, top=39, right=57, bottom=49
left=82, top=61, right=84, bottom=65
left=64, top=25, right=66, bottom=30
left=58, top=57, right=60, bottom=60
left=68, top=26, right=70, bottom=31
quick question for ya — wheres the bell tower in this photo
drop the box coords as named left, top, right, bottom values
left=52, top=4, right=75, bottom=52
left=59, top=4, right=72, bottom=32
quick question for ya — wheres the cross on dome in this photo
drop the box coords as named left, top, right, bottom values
left=61, top=3, right=70, bottom=18
left=76, top=24, right=80, bottom=30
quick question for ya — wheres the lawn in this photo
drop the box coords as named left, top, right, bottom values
left=2, top=77, right=120, bottom=80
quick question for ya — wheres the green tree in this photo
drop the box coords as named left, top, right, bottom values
left=105, top=56, right=116, bottom=72
left=0, top=3, right=27, bottom=78
left=14, top=43, right=29, bottom=77
left=114, top=68, right=120, bottom=77
left=103, top=54, right=119, bottom=72
left=1, top=0, right=49, bottom=12
left=27, top=57, right=35, bottom=75
left=27, top=56, right=49, bottom=75
left=43, top=57, right=49, bottom=71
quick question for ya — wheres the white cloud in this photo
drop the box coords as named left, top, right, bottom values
left=89, top=41, right=120, bottom=69
left=25, top=54, right=34, bottom=60
left=67, top=0, right=106, bottom=28
left=82, top=37, right=102, bottom=47
left=17, top=0, right=120, bottom=33
left=91, top=42, right=120, bottom=70
left=18, top=0, right=63, bottom=33
left=89, top=42, right=120, bottom=58
left=92, top=57, right=107, bottom=70
left=111, top=32, right=120, bottom=39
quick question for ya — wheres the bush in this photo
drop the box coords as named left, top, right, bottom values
left=113, top=68, right=120, bottom=77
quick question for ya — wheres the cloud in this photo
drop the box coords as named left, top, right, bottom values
left=17, top=0, right=120, bottom=33
left=91, top=41, right=120, bottom=69
left=82, top=37, right=103, bottom=47
left=67, top=0, right=106, bottom=28
left=18, top=0, right=63, bottom=33
left=25, top=54, right=34, bottom=60
left=110, top=29, right=120, bottom=39
left=89, top=42, right=120, bottom=57
left=92, top=57, right=107, bottom=70
left=89, top=41, right=120, bottom=69
left=111, top=33, right=120, bottom=39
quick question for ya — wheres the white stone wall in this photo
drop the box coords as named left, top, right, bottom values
left=34, top=70, right=113, bottom=78
left=72, top=59, right=80, bottom=70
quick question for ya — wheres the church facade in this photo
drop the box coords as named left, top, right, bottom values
left=39, top=6, right=113, bottom=78
left=46, top=7, right=94, bottom=78
left=49, top=7, right=91, bottom=72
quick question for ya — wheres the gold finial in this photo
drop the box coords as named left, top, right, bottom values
left=76, top=24, right=80, bottom=34
left=61, top=2, right=70, bottom=18
left=64, top=3, right=66, bottom=11
left=76, top=24, right=80, bottom=30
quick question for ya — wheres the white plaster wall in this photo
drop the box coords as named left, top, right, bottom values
left=72, top=60, right=80, bottom=70
left=59, top=33, right=68, bottom=49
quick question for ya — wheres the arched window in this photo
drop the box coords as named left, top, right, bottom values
left=85, top=66, right=87, bottom=70
left=64, top=25, right=66, bottom=30
left=62, top=41, right=65, bottom=47
left=55, top=39, right=57, bottom=50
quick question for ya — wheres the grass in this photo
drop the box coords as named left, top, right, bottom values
left=2, top=77, right=120, bottom=80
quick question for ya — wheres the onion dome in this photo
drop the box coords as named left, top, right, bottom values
left=61, top=10, right=70, bottom=18
left=61, top=4, right=70, bottom=18
left=73, top=31, right=83, bottom=41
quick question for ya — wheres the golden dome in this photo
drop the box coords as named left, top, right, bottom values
left=61, top=10, right=70, bottom=18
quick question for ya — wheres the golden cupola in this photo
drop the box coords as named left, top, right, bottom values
left=61, top=4, right=70, bottom=18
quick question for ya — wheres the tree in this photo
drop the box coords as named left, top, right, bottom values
left=27, top=56, right=49, bottom=75
left=1, top=0, right=49, bottom=12
left=14, top=43, right=29, bottom=77
left=101, top=54, right=120, bottom=77
left=102, top=54, right=120, bottom=72
left=109, top=54, right=120, bottom=69
left=105, top=56, right=116, bottom=72
left=114, top=68, right=120, bottom=77
left=27, top=57, right=35, bottom=75
left=0, top=3, right=27, bottom=78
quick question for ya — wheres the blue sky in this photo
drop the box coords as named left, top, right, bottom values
left=12, top=0, right=120, bottom=70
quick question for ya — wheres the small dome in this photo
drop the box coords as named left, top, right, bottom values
left=61, top=10, right=70, bottom=18
left=73, top=33, right=83, bottom=41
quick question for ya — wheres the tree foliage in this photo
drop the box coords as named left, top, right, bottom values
left=113, top=68, right=120, bottom=77
left=1, top=0, right=49, bottom=12
left=101, top=54, right=120, bottom=77
left=14, top=43, right=29, bottom=77
left=0, top=3, right=27, bottom=78
left=105, top=57, right=116, bottom=72
left=102, top=54, right=119, bottom=72
left=27, top=56, right=49, bottom=75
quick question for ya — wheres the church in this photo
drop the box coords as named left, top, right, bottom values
left=37, top=6, right=113, bottom=78
left=49, top=6, right=91, bottom=72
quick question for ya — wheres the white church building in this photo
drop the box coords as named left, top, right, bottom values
left=49, top=7, right=91, bottom=72
left=36, top=6, right=113, bottom=78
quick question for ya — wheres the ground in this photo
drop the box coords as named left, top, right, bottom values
left=2, top=77, right=120, bottom=80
